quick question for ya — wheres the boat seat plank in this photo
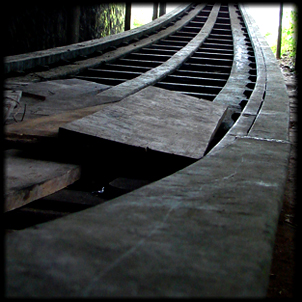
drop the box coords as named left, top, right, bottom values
left=60, top=86, right=228, bottom=159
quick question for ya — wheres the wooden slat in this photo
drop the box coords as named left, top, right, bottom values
left=20, top=79, right=109, bottom=99
left=4, top=102, right=112, bottom=142
left=5, top=79, right=110, bottom=119
left=60, top=86, right=228, bottom=159
left=4, top=149, right=81, bottom=212
left=4, top=80, right=116, bottom=143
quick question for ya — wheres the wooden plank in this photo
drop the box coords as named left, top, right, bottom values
left=20, top=79, right=109, bottom=100
left=60, top=86, right=228, bottom=159
left=4, top=101, right=115, bottom=144
left=4, top=80, right=116, bottom=143
left=4, top=149, right=81, bottom=212
left=5, top=79, right=110, bottom=119
left=5, top=102, right=115, bottom=141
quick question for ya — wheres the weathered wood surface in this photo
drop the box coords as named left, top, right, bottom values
left=17, top=78, right=108, bottom=100
left=4, top=79, right=113, bottom=143
left=5, top=79, right=110, bottom=119
left=4, top=102, right=114, bottom=142
left=60, top=86, right=228, bottom=159
left=4, top=149, right=81, bottom=212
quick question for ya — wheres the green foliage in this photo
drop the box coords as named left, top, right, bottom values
left=130, top=7, right=152, bottom=29
left=266, top=8, right=298, bottom=58
left=132, top=19, right=144, bottom=29
left=287, top=9, right=298, bottom=56
left=97, top=3, right=125, bottom=38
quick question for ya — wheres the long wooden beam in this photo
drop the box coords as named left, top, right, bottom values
left=4, top=4, right=191, bottom=74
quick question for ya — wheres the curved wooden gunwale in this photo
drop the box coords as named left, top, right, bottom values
left=4, top=4, right=192, bottom=75
left=5, top=4, right=209, bottom=83
left=5, top=4, right=291, bottom=298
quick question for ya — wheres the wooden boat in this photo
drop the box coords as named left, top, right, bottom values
left=4, top=4, right=290, bottom=297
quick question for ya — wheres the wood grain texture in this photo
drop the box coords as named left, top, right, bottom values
left=5, top=102, right=112, bottom=140
left=60, top=86, right=228, bottom=159
left=20, top=79, right=108, bottom=99
left=4, top=149, right=81, bottom=212
left=4, top=79, right=115, bottom=143
left=5, top=79, right=110, bottom=119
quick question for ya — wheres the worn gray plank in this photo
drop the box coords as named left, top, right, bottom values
left=19, top=79, right=109, bottom=100
left=4, top=82, right=117, bottom=143
left=5, top=79, right=110, bottom=118
left=60, top=86, right=228, bottom=159
left=4, top=149, right=81, bottom=212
